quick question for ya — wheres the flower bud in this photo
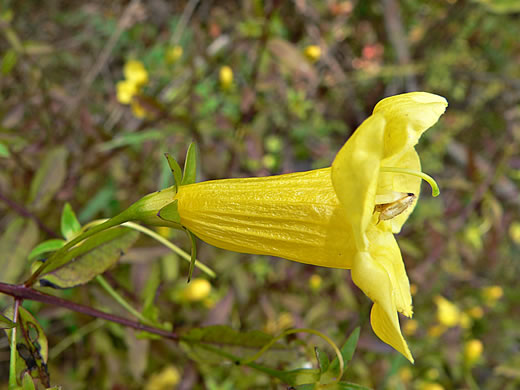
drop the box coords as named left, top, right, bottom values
left=304, top=45, right=321, bottom=62
left=219, top=65, right=233, bottom=89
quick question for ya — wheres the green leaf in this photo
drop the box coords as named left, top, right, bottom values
left=21, top=373, right=35, bottom=390
left=1, top=48, right=17, bottom=75
left=17, top=307, right=50, bottom=386
left=181, top=142, right=198, bottom=185
left=0, top=218, right=39, bottom=286
left=186, top=229, right=197, bottom=282
left=0, top=142, right=10, bottom=157
left=96, top=129, right=163, bottom=152
left=28, top=146, right=68, bottom=211
left=0, top=312, right=15, bottom=329
left=183, top=325, right=283, bottom=350
left=28, top=239, right=66, bottom=261
left=38, top=227, right=139, bottom=288
left=315, top=347, right=330, bottom=374
left=164, top=153, right=182, bottom=192
left=326, top=327, right=360, bottom=378
left=77, top=179, right=115, bottom=223
left=60, top=203, right=82, bottom=240
left=157, top=200, right=181, bottom=224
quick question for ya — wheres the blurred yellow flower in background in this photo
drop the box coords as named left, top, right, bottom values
left=219, top=65, right=233, bottom=89
left=304, top=45, right=321, bottom=62
left=116, top=79, right=138, bottom=104
left=482, top=285, right=503, bottom=306
left=464, top=339, right=483, bottom=366
left=124, top=59, right=149, bottom=87
left=166, top=45, right=183, bottom=64
left=182, top=278, right=212, bottom=302
left=145, top=366, right=180, bottom=390
left=435, top=296, right=460, bottom=327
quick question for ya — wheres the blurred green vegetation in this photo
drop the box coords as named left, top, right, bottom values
left=1, top=0, right=520, bottom=389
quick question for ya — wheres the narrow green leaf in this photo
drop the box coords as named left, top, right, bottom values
left=158, top=200, right=181, bottom=224
left=28, top=146, right=68, bottom=211
left=38, top=227, right=139, bottom=288
left=0, top=218, right=39, bottom=285
left=186, top=229, right=197, bottom=283
left=97, top=129, right=163, bottom=152
left=0, top=142, right=10, bottom=158
left=0, top=312, right=15, bottom=329
left=1, top=48, right=17, bottom=75
left=78, top=180, right=115, bottom=223
left=181, top=143, right=198, bottom=185
left=182, top=325, right=282, bottom=350
left=21, top=373, right=35, bottom=390
left=28, top=239, right=66, bottom=261
left=60, top=203, right=82, bottom=240
left=17, top=307, right=49, bottom=386
left=315, top=347, right=330, bottom=374
left=327, top=327, right=360, bottom=377
left=164, top=153, right=182, bottom=192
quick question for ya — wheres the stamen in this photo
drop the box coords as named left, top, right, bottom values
left=380, top=167, right=440, bottom=197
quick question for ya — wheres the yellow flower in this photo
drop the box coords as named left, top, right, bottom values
left=124, top=60, right=149, bottom=87
left=309, top=274, right=323, bottom=291
left=145, top=366, right=180, bottom=390
left=118, top=92, right=446, bottom=362
left=304, top=45, right=322, bottom=62
left=131, top=100, right=147, bottom=119
left=435, top=295, right=460, bottom=327
left=219, top=65, right=233, bottom=89
left=168, top=92, right=447, bottom=362
left=464, top=339, right=483, bottom=366
left=482, top=285, right=503, bottom=305
left=166, top=45, right=183, bottom=64
left=182, top=278, right=212, bottom=302
left=421, top=383, right=444, bottom=390
left=116, top=79, right=138, bottom=104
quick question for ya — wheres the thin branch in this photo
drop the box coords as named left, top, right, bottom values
left=0, top=189, right=59, bottom=238
left=0, top=282, right=179, bottom=340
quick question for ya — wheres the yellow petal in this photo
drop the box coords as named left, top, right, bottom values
left=331, top=113, right=386, bottom=250
left=351, top=242, right=413, bottom=362
left=366, top=226, right=412, bottom=316
left=176, top=168, right=356, bottom=269
left=371, top=303, right=414, bottom=363
left=373, top=92, right=448, bottom=164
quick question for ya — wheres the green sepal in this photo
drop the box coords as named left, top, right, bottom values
left=185, top=228, right=197, bottom=283
left=157, top=200, right=181, bottom=224
left=182, top=143, right=198, bottom=185
left=22, top=373, right=36, bottom=390
left=164, top=153, right=183, bottom=192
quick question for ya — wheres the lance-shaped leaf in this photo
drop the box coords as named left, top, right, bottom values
left=182, top=142, right=198, bottom=185
left=38, top=227, right=139, bottom=288
left=60, top=203, right=82, bottom=240
left=28, top=239, right=66, bottom=261
left=17, top=307, right=50, bottom=387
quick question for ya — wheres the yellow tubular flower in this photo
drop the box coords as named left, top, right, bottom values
left=130, top=92, right=447, bottom=362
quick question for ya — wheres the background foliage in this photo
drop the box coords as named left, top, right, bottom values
left=1, top=0, right=520, bottom=388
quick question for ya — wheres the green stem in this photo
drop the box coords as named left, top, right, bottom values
left=8, top=300, right=20, bottom=390
left=95, top=275, right=162, bottom=329
left=380, top=166, right=440, bottom=197
left=240, top=328, right=344, bottom=383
